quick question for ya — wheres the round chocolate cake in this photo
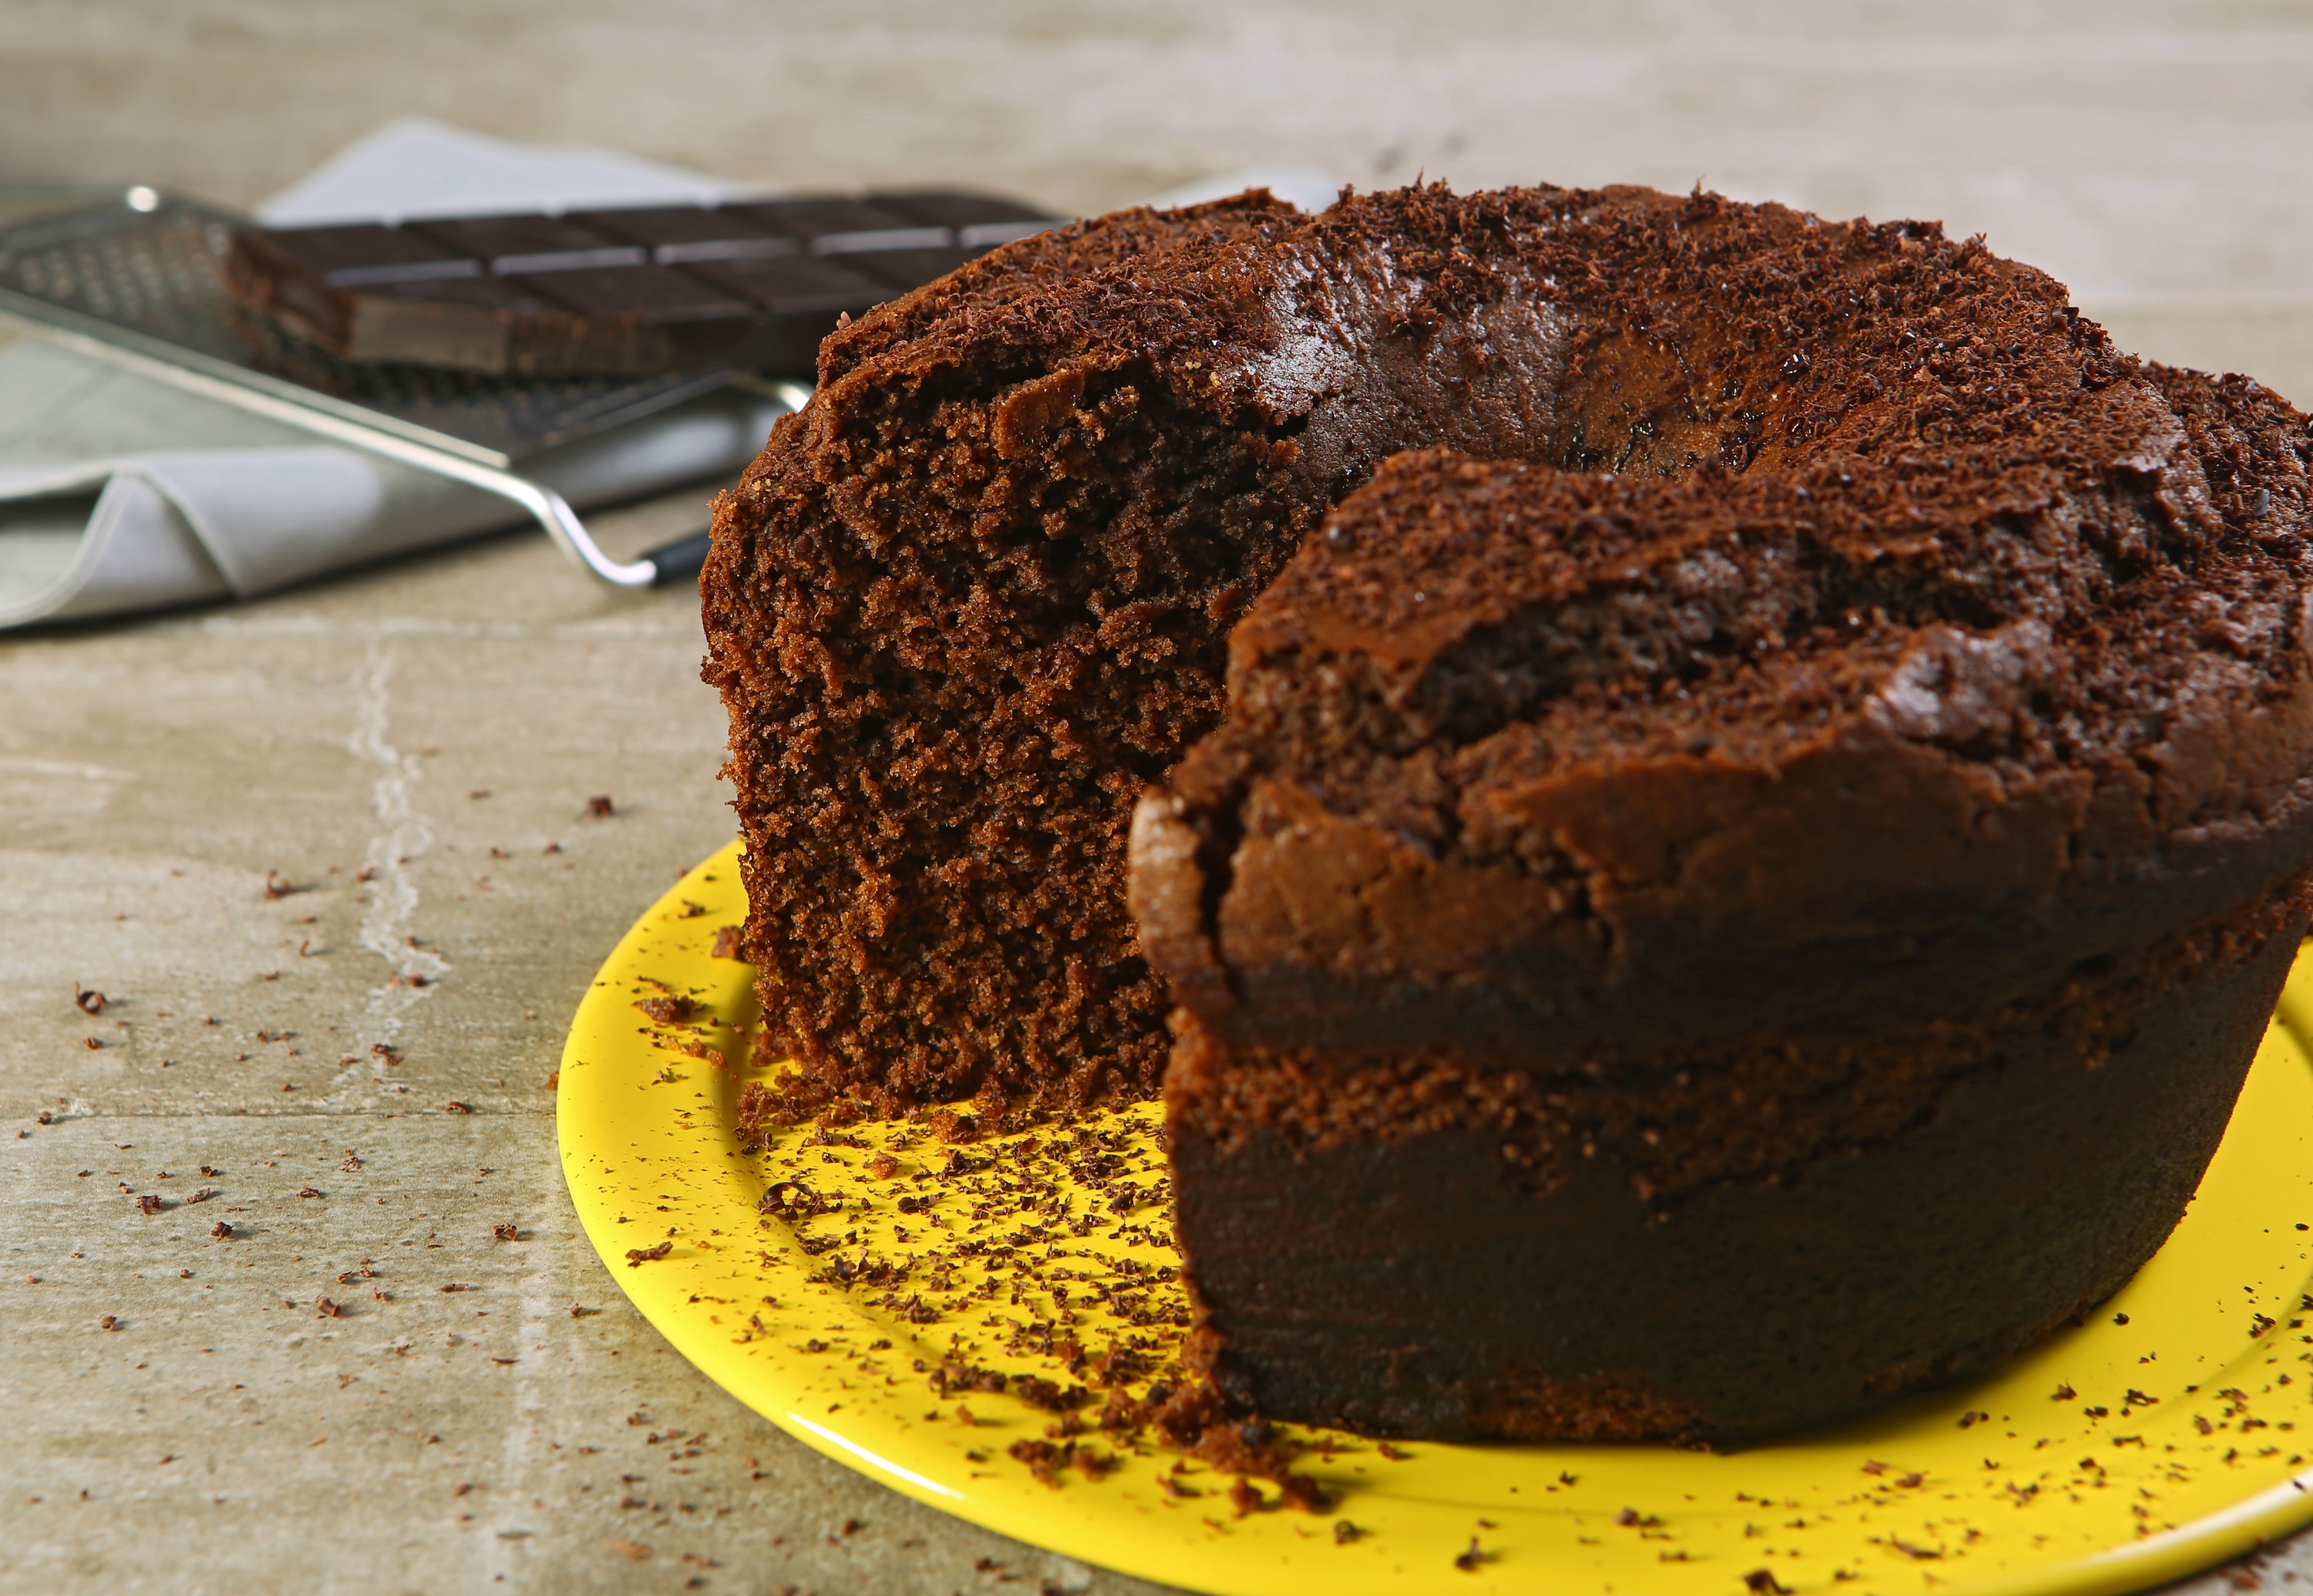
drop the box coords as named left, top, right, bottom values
left=703, top=181, right=2313, bottom=1443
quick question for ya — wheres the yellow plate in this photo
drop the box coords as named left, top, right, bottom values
left=560, top=841, right=2313, bottom=1596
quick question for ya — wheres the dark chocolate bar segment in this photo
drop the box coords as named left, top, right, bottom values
left=242, top=222, right=474, bottom=285
left=883, top=192, right=1057, bottom=251
left=684, top=254, right=901, bottom=372
left=404, top=214, right=646, bottom=274
left=843, top=245, right=978, bottom=291
left=336, top=273, right=576, bottom=372
left=227, top=223, right=478, bottom=348
left=514, top=264, right=750, bottom=321
left=723, top=197, right=926, bottom=243
left=685, top=251, right=893, bottom=313
left=570, top=206, right=795, bottom=265
left=880, top=192, right=1051, bottom=229
left=526, top=266, right=764, bottom=373
left=224, top=190, right=1061, bottom=378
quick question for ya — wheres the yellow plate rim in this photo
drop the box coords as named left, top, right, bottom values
left=559, top=841, right=2313, bottom=1596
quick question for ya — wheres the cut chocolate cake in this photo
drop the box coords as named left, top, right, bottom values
left=705, top=179, right=2313, bottom=1439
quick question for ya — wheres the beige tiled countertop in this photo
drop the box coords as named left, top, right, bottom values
left=4, top=4, right=2311, bottom=1593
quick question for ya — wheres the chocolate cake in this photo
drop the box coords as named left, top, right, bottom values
left=704, top=180, right=2313, bottom=1439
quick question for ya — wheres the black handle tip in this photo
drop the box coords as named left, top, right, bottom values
left=643, top=527, right=714, bottom=588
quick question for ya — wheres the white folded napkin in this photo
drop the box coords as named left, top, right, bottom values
left=256, top=116, right=733, bottom=228
left=0, top=118, right=771, bottom=630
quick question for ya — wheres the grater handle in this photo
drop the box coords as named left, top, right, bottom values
left=638, top=527, right=713, bottom=588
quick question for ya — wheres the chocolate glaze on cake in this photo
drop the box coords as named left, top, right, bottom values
left=1124, top=198, right=2313, bottom=1441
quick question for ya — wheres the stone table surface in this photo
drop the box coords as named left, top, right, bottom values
left=5, top=4, right=2313, bottom=1594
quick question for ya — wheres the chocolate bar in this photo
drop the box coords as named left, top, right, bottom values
left=224, top=191, right=1057, bottom=379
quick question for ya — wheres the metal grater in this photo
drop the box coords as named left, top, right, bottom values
left=0, top=190, right=812, bottom=587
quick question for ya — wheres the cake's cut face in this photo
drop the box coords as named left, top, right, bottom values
left=1127, top=217, right=2313, bottom=1438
